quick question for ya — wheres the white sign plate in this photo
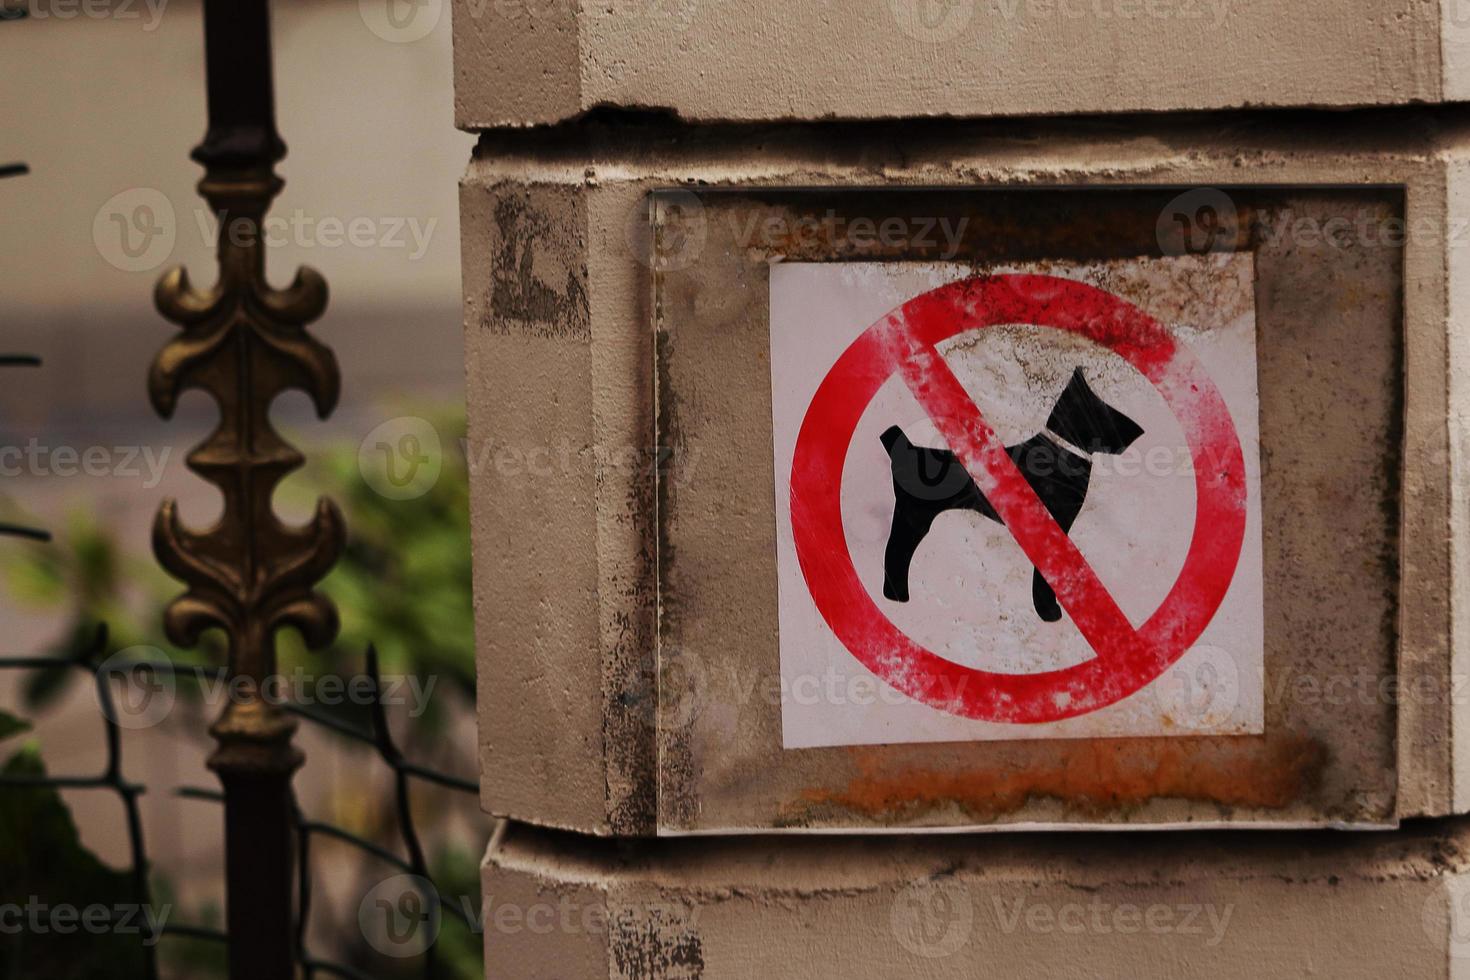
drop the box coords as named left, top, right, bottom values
left=769, top=256, right=1266, bottom=749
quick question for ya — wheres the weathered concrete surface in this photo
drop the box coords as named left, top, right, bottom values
left=481, top=816, right=1470, bottom=977
left=655, top=190, right=1402, bottom=832
left=462, top=109, right=1470, bottom=835
left=451, top=0, right=1453, bottom=129
left=463, top=170, right=657, bottom=834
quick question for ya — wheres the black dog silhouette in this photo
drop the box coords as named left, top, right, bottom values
left=880, top=368, right=1144, bottom=622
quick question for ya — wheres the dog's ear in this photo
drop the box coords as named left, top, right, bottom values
left=1046, top=368, right=1144, bottom=456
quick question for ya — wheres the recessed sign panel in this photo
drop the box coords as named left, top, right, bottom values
left=770, top=257, right=1265, bottom=749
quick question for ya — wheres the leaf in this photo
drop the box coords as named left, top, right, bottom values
left=21, top=661, right=72, bottom=714
left=0, top=710, right=28, bottom=743
left=0, top=746, right=150, bottom=977
left=20, top=619, right=96, bottom=712
left=2, top=540, right=66, bottom=607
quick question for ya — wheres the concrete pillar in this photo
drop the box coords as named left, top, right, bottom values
left=454, top=2, right=1470, bottom=974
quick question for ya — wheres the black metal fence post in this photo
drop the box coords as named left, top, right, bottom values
left=149, top=0, right=343, bottom=976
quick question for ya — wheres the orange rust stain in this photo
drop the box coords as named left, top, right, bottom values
left=793, top=737, right=1327, bottom=823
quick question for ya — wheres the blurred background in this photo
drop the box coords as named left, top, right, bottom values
left=1, top=0, right=483, bottom=974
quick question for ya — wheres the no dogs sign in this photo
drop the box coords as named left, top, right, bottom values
left=770, top=257, right=1265, bottom=749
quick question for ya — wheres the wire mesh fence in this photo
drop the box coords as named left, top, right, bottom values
left=0, top=627, right=482, bottom=979
left=3, top=11, right=482, bottom=971
left=0, top=158, right=48, bottom=547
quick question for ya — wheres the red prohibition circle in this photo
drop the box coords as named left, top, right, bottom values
left=788, top=273, right=1248, bottom=724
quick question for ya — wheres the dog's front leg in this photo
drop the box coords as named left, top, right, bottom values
left=1031, top=568, right=1063, bottom=622
left=882, top=507, right=938, bottom=603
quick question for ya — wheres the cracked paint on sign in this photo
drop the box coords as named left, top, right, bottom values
left=772, top=258, right=1265, bottom=747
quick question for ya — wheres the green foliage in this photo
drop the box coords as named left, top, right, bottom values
left=147, top=877, right=225, bottom=978
left=2, top=405, right=475, bottom=728
left=2, top=512, right=179, bottom=714
left=0, top=710, right=28, bottom=743
left=0, top=743, right=150, bottom=979
left=428, top=843, right=485, bottom=980
left=0, top=403, right=482, bottom=977
left=276, top=407, right=476, bottom=732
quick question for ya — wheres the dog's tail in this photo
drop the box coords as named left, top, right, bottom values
left=880, top=424, right=910, bottom=457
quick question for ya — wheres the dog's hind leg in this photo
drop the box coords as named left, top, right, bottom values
left=1031, top=568, right=1063, bottom=622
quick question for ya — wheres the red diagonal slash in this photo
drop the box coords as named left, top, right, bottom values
left=894, top=339, right=1137, bottom=664
left=788, top=274, right=1247, bottom=724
